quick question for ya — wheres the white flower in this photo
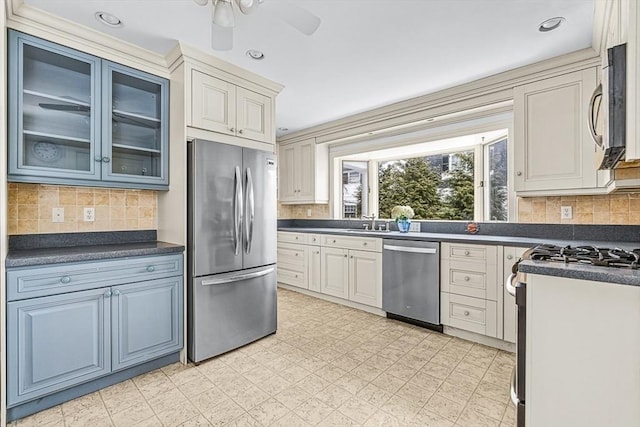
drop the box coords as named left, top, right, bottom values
left=391, top=205, right=415, bottom=221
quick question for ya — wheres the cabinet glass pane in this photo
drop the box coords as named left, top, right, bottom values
left=110, top=71, right=162, bottom=178
left=22, top=45, right=92, bottom=171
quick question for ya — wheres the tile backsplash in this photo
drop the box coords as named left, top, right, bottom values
left=8, top=183, right=157, bottom=235
left=278, top=202, right=330, bottom=219
left=517, top=193, right=640, bottom=225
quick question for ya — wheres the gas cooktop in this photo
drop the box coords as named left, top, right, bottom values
left=526, top=244, right=640, bottom=269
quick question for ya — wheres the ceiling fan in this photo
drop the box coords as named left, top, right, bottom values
left=193, top=0, right=321, bottom=51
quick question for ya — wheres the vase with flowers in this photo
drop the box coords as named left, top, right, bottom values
left=391, top=205, right=415, bottom=233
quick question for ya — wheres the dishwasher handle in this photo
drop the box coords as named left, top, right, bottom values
left=384, top=244, right=437, bottom=254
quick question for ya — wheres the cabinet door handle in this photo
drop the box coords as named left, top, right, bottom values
left=113, top=290, right=121, bottom=296
left=464, top=310, right=470, bottom=316
left=94, top=156, right=103, bottom=163
left=230, top=127, right=235, bottom=133
left=295, top=253, right=298, bottom=256
left=238, top=129, right=244, bottom=134
left=344, top=254, right=347, bottom=258
left=464, top=276, right=470, bottom=282
left=363, top=242, right=367, bottom=246
left=102, top=157, right=111, bottom=163
left=146, top=265, right=155, bottom=272
left=350, top=256, right=353, bottom=259
left=516, top=171, right=522, bottom=176
left=60, top=276, right=71, bottom=284
left=104, top=290, right=112, bottom=298
left=464, top=250, right=470, bottom=256
left=333, top=240, right=336, bottom=243
left=507, top=254, right=513, bottom=260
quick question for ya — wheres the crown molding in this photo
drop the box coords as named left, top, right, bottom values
left=169, top=41, right=283, bottom=96
left=5, top=0, right=170, bottom=77
left=278, top=47, right=600, bottom=145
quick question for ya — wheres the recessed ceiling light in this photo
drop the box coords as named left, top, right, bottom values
left=246, top=49, right=265, bottom=60
left=538, top=17, right=565, bottom=32
left=95, top=11, right=122, bottom=28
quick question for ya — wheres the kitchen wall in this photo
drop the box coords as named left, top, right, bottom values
left=8, top=183, right=157, bottom=235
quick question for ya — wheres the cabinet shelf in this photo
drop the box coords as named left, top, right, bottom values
left=112, top=143, right=161, bottom=154
left=23, top=89, right=90, bottom=107
left=23, top=129, right=91, bottom=144
left=113, top=110, right=161, bottom=129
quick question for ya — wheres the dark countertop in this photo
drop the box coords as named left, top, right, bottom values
left=279, top=226, right=640, bottom=286
left=277, top=227, right=638, bottom=251
left=6, top=230, right=185, bottom=268
left=518, top=260, right=640, bottom=287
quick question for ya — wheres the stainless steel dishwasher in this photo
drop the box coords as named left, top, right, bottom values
left=382, top=239, right=441, bottom=330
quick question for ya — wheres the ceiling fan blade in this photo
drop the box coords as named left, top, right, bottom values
left=193, top=0, right=209, bottom=6
left=211, top=23, right=234, bottom=50
left=236, top=0, right=259, bottom=15
left=270, top=1, right=321, bottom=35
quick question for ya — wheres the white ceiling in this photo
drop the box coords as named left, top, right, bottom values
left=24, top=0, right=595, bottom=137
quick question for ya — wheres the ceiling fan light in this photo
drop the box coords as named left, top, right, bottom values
left=213, top=0, right=235, bottom=27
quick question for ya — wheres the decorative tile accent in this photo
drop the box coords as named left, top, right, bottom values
left=10, top=289, right=516, bottom=427
left=7, top=183, right=157, bottom=234
left=517, top=193, right=640, bottom=224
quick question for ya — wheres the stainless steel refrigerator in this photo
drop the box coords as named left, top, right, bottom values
left=187, top=139, right=277, bottom=363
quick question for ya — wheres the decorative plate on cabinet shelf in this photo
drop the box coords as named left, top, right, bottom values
left=32, top=141, right=63, bottom=162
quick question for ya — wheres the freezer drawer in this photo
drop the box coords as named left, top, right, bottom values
left=188, top=265, right=277, bottom=363
left=382, top=240, right=440, bottom=325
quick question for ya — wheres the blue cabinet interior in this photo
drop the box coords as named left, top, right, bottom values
left=7, top=30, right=169, bottom=189
left=6, top=254, right=183, bottom=420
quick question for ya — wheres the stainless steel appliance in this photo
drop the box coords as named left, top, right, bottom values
left=589, top=43, right=627, bottom=169
left=187, top=139, right=277, bottom=363
left=382, top=239, right=441, bottom=329
left=506, top=244, right=640, bottom=427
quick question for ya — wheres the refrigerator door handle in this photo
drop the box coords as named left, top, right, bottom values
left=245, top=167, right=255, bottom=254
left=505, top=272, right=517, bottom=297
left=234, top=166, right=243, bottom=256
left=510, top=368, right=520, bottom=405
left=201, top=267, right=275, bottom=286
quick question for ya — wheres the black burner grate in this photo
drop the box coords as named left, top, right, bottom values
left=527, top=244, right=640, bottom=269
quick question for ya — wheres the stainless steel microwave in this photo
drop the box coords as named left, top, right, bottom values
left=590, top=43, right=626, bottom=170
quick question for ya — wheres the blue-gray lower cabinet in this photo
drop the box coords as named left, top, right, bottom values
left=112, top=277, right=183, bottom=371
left=7, top=288, right=111, bottom=406
left=6, top=254, right=184, bottom=410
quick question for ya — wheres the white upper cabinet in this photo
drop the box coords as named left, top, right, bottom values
left=514, top=68, right=601, bottom=195
left=190, top=69, right=275, bottom=144
left=278, top=138, right=328, bottom=204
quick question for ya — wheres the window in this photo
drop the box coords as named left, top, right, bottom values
left=342, top=161, right=368, bottom=218
left=335, top=129, right=510, bottom=222
left=378, top=150, right=474, bottom=220
left=485, top=138, right=508, bottom=221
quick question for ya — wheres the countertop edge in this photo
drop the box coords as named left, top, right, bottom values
left=6, top=242, right=185, bottom=268
left=517, top=260, right=640, bottom=287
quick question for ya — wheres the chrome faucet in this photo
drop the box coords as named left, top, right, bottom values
left=362, top=213, right=376, bottom=230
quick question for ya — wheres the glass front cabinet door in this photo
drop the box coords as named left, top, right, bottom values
left=8, top=31, right=169, bottom=189
left=102, top=62, right=168, bottom=186
left=8, top=31, right=102, bottom=181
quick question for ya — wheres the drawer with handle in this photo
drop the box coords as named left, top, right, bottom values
left=277, top=266, right=307, bottom=289
left=7, top=254, right=183, bottom=301
left=441, top=292, right=497, bottom=337
left=277, top=243, right=308, bottom=268
left=441, top=259, right=498, bottom=300
left=277, top=231, right=309, bottom=245
left=441, top=242, right=497, bottom=264
left=321, top=235, right=382, bottom=252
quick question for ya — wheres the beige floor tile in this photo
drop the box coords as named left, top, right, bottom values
left=465, top=394, right=506, bottom=421
left=155, top=402, right=201, bottom=427
left=425, top=394, right=465, bottom=422
left=314, top=384, right=354, bottom=409
left=456, top=406, right=501, bottom=427
left=293, top=397, right=335, bottom=425
left=247, top=397, right=289, bottom=425
left=110, top=401, right=155, bottom=427
left=14, top=289, right=515, bottom=427
left=357, top=383, right=393, bottom=408
left=338, top=395, right=377, bottom=424
left=17, top=406, right=64, bottom=427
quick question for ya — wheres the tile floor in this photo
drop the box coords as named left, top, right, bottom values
left=11, top=288, right=516, bottom=427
